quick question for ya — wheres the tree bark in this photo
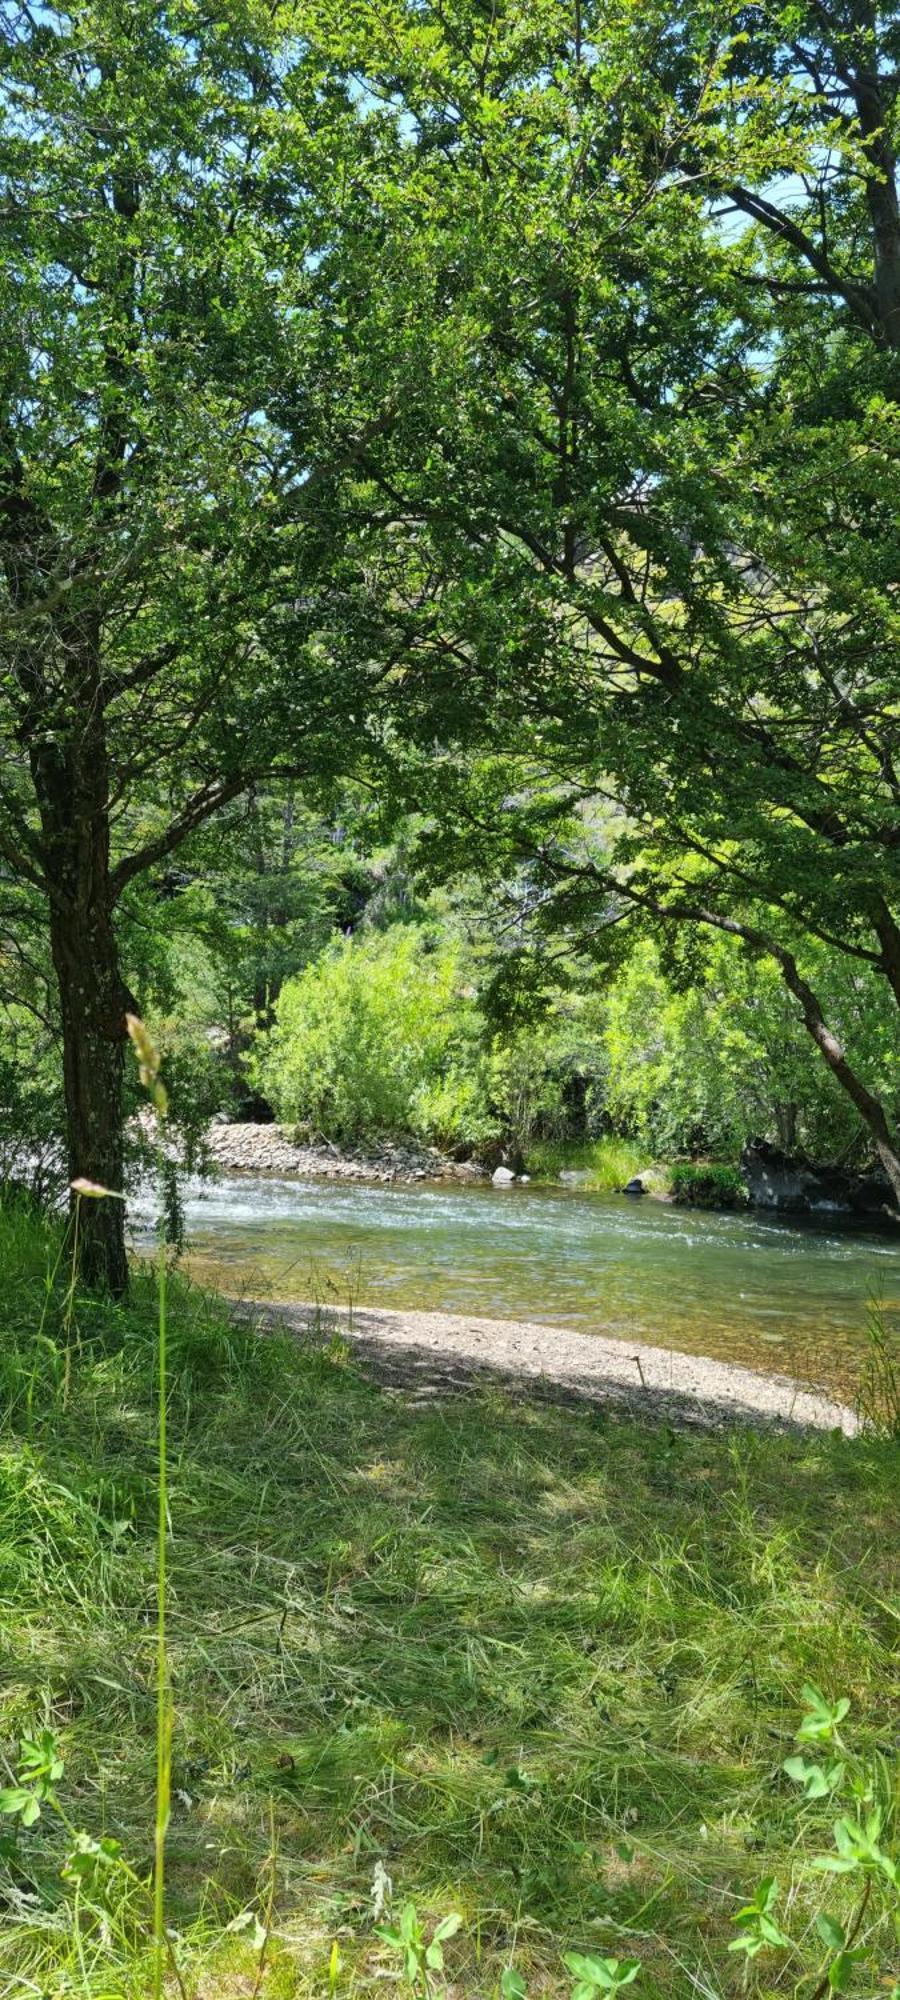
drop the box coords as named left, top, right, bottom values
left=27, top=639, right=130, bottom=1294
left=49, top=889, right=129, bottom=1294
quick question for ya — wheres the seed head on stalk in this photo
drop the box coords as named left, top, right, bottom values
left=126, top=1013, right=168, bottom=1119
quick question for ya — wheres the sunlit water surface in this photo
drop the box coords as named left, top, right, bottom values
left=130, top=1172, right=900, bottom=1395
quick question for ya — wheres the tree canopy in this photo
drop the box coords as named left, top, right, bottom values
left=2, top=0, right=899, bottom=1286
left=309, top=0, right=900, bottom=1199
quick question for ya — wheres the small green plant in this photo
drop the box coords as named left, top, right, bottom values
left=670, top=1161, right=748, bottom=1208
left=728, top=1875, right=792, bottom=1963
left=562, top=1950, right=641, bottom=1997
left=0, top=1726, right=64, bottom=1827
left=732, top=1685, right=898, bottom=1994
left=376, top=1901, right=462, bottom=1993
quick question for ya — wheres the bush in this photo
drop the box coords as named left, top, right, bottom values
left=250, top=925, right=494, bottom=1147
left=670, top=1162, right=749, bottom=1209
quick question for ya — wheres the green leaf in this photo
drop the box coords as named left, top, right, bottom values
left=784, top=1755, right=831, bottom=1798
left=500, top=1970, right=528, bottom=2000
left=0, top=1787, right=30, bottom=1817
left=828, top=1948, right=867, bottom=1992
left=432, top=1914, right=462, bottom=1943
left=564, top=1954, right=603, bottom=1981
left=815, top=1914, right=845, bottom=1952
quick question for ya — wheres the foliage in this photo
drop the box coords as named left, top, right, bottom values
left=669, top=1164, right=748, bottom=1210
left=250, top=916, right=607, bottom=1155
left=0, top=0, right=453, bottom=1281
left=562, top=1952, right=641, bottom=1998
left=605, top=942, right=900, bottom=1166
left=317, top=0, right=900, bottom=1200
left=0, top=1206, right=897, bottom=1997
left=0, top=1728, right=64, bottom=1829
left=524, top=1136, right=648, bottom=1191
left=855, top=1299, right=900, bottom=1441
left=731, top=1683, right=899, bottom=1994
left=5, top=0, right=900, bottom=1273
left=251, top=924, right=493, bottom=1147
left=0, top=1015, right=65, bottom=1205
left=376, top=1902, right=462, bottom=1994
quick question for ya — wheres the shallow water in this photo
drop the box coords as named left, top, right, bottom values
left=131, top=1171, right=900, bottom=1394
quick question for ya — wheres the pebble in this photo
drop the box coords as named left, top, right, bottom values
left=203, top=1122, right=489, bottom=1186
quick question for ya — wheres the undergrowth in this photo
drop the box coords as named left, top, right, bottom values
left=0, top=1204, right=897, bottom=1997
left=669, top=1164, right=749, bottom=1211
left=524, top=1140, right=649, bottom=1192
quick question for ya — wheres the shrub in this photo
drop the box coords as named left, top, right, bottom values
left=670, top=1162, right=749, bottom=1209
left=250, top=926, right=492, bottom=1146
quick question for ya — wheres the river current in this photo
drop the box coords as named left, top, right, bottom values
left=131, top=1171, right=900, bottom=1396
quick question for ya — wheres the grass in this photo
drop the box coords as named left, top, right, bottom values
left=524, top=1139, right=651, bottom=1192
left=0, top=1203, right=897, bottom=1997
left=668, top=1164, right=748, bottom=1210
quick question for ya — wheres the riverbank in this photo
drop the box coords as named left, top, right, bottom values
left=202, top=1124, right=898, bottom=1221
left=245, top=1298, right=859, bottom=1434
left=205, top=1119, right=488, bottom=1183
left=2, top=1205, right=896, bottom=1999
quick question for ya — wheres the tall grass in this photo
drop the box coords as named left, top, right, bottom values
left=125, top=1013, right=172, bottom=2000
left=525, top=1137, right=650, bottom=1191
left=0, top=1205, right=896, bottom=1996
left=855, top=1294, right=900, bottom=1438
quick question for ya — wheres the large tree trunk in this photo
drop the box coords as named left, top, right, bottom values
left=49, top=890, right=129, bottom=1294
left=28, top=645, right=130, bottom=1294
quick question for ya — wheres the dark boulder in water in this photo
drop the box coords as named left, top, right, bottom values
left=741, top=1141, right=893, bottom=1217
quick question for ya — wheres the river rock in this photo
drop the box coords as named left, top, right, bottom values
left=558, top=1168, right=590, bottom=1185
left=199, top=1122, right=490, bottom=1186
left=622, top=1176, right=646, bottom=1195
left=492, top=1165, right=516, bottom=1185
left=741, top=1141, right=893, bottom=1216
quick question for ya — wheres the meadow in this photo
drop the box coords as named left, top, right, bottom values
left=0, top=1204, right=896, bottom=1998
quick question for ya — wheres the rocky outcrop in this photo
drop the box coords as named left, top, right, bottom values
left=204, top=1122, right=488, bottom=1186
left=740, top=1141, right=894, bottom=1217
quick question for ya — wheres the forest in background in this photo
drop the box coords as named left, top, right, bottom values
left=5, top=784, right=900, bottom=1207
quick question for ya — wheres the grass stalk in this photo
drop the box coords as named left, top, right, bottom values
left=153, top=1228, right=170, bottom=2000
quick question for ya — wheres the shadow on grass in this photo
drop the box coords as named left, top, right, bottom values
left=0, top=1247, right=896, bottom=1996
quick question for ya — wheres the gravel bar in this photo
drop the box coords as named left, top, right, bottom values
left=245, top=1299, right=859, bottom=1435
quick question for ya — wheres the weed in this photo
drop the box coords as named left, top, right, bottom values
left=376, top=1902, right=462, bottom=1993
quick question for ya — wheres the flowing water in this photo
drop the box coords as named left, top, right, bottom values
left=132, top=1171, right=900, bottom=1395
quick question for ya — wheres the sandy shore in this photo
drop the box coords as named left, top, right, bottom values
left=245, top=1298, right=858, bottom=1435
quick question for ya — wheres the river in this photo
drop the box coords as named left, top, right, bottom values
left=131, top=1171, right=900, bottom=1396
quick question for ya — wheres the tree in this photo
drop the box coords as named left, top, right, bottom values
left=604, top=935, right=900, bottom=1163
left=0, top=0, right=422, bottom=1286
left=313, top=0, right=900, bottom=1205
